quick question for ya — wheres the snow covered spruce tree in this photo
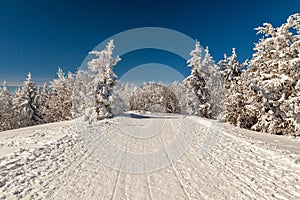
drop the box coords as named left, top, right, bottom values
left=13, top=73, right=42, bottom=127
left=48, top=68, right=75, bottom=122
left=39, top=82, right=51, bottom=122
left=183, top=40, right=211, bottom=118
left=86, top=39, right=121, bottom=120
left=0, top=81, right=14, bottom=131
left=220, top=48, right=243, bottom=88
left=202, top=46, right=222, bottom=87
left=219, top=48, right=248, bottom=126
left=241, top=14, right=300, bottom=136
left=72, top=69, right=94, bottom=119
left=202, top=46, right=224, bottom=118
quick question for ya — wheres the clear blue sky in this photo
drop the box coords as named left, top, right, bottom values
left=0, top=0, right=299, bottom=86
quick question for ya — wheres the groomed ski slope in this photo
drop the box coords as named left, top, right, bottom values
left=0, top=113, right=299, bottom=200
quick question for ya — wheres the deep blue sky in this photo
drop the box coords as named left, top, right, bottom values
left=0, top=0, right=299, bottom=86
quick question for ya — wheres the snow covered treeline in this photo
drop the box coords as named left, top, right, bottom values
left=0, top=69, right=75, bottom=131
left=0, top=14, right=299, bottom=136
left=163, top=13, right=300, bottom=136
left=128, top=82, right=180, bottom=113
left=0, top=40, right=121, bottom=131
left=0, top=40, right=121, bottom=130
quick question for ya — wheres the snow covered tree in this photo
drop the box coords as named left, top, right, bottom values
left=71, top=69, right=99, bottom=121
left=219, top=49, right=248, bottom=126
left=241, top=13, right=300, bottom=136
left=13, top=73, right=42, bottom=127
left=0, top=81, right=14, bottom=131
left=87, top=39, right=121, bottom=120
left=183, top=40, right=211, bottom=118
left=48, top=68, right=75, bottom=122
left=202, top=46, right=222, bottom=86
left=38, top=82, right=51, bottom=122
left=202, top=46, right=225, bottom=118
left=220, top=48, right=244, bottom=89
left=72, top=40, right=121, bottom=122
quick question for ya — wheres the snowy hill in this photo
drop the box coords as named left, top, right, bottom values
left=0, top=113, right=300, bottom=199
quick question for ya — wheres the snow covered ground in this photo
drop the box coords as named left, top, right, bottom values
left=0, top=113, right=299, bottom=199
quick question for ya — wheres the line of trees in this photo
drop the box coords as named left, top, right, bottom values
left=159, top=13, right=299, bottom=136
left=0, top=14, right=299, bottom=136
left=0, top=69, right=75, bottom=131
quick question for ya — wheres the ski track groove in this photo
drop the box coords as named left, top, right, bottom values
left=123, top=172, right=129, bottom=200
left=141, top=139, right=154, bottom=200
left=110, top=137, right=130, bottom=200
left=170, top=120, right=232, bottom=199
left=159, top=121, right=192, bottom=200
left=170, top=120, right=211, bottom=199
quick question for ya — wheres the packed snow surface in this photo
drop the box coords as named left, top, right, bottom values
left=0, top=113, right=299, bottom=199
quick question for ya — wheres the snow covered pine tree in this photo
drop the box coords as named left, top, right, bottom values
left=72, top=69, right=94, bottom=120
left=184, top=40, right=211, bottom=118
left=219, top=48, right=248, bottom=126
left=87, top=39, right=121, bottom=120
left=202, top=46, right=224, bottom=119
left=39, top=82, right=51, bottom=123
left=13, top=73, right=42, bottom=127
left=0, top=81, right=13, bottom=131
left=48, top=68, right=75, bottom=122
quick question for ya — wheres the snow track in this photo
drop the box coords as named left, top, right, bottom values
left=0, top=114, right=299, bottom=199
